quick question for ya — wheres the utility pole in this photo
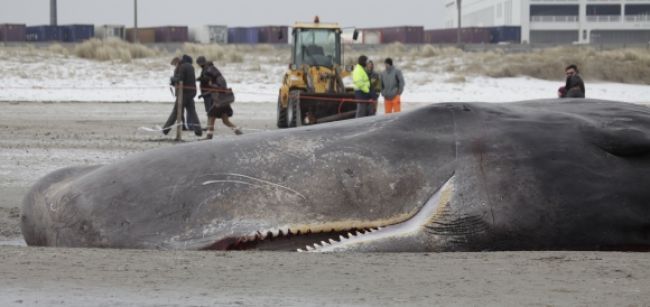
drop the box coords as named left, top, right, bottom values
left=50, top=0, right=58, bottom=26
left=456, top=0, right=462, bottom=46
left=133, top=0, right=139, bottom=43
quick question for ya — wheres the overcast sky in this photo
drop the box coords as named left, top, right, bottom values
left=0, top=0, right=447, bottom=29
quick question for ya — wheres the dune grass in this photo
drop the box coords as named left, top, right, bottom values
left=2, top=41, right=648, bottom=84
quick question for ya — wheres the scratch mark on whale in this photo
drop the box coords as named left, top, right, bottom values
left=201, top=173, right=307, bottom=200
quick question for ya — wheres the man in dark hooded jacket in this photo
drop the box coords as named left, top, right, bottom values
left=197, top=56, right=242, bottom=139
left=563, top=64, right=585, bottom=98
left=163, top=54, right=202, bottom=136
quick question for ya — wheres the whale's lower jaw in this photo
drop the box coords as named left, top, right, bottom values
left=201, top=175, right=455, bottom=253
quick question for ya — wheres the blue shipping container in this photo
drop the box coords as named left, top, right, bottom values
left=61, top=24, right=94, bottom=42
left=228, top=27, right=259, bottom=44
left=26, top=25, right=62, bottom=41
left=489, top=26, right=521, bottom=43
left=257, top=26, right=288, bottom=44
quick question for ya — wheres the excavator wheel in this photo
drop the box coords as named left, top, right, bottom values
left=277, top=93, right=288, bottom=129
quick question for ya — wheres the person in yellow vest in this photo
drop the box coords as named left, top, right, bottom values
left=353, top=55, right=374, bottom=118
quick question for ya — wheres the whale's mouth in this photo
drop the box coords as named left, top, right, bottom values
left=203, top=175, right=455, bottom=252
left=202, top=226, right=384, bottom=252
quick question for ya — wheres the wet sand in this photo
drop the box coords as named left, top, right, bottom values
left=1, top=247, right=649, bottom=306
left=1, top=101, right=649, bottom=306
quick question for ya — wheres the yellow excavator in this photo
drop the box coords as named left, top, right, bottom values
left=277, top=17, right=359, bottom=128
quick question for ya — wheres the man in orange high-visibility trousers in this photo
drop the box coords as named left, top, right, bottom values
left=380, top=58, right=405, bottom=114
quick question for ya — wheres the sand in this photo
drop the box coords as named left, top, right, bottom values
left=1, top=247, right=649, bottom=306
left=1, top=101, right=649, bottom=306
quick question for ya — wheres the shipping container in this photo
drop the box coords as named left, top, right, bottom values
left=0, top=24, right=26, bottom=42
left=95, top=25, right=126, bottom=40
left=126, top=28, right=156, bottom=43
left=424, top=27, right=492, bottom=44
left=257, top=26, right=288, bottom=44
left=489, top=26, right=521, bottom=43
left=60, top=24, right=94, bottom=42
left=363, top=26, right=424, bottom=44
left=154, top=26, right=189, bottom=43
left=362, top=30, right=382, bottom=44
left=341, top=31, right=363, bottom=44
left=228, top=27, right=259, bottom=44
left=190, top=25, right=228, bottom=44
left=26, top=25, right=62, bottom=42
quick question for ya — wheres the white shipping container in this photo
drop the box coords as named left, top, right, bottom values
left=190, top=25, right=228, bottom=44
left=362, top=30, right=382, bottom=45
left=95, top=25, right=126, bottom=40
left=341, top=31, right=363, bottom=45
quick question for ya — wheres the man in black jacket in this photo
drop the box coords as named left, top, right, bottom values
left=197, top=56, right=242, bottom=139
left=163, top=54, right=202, bottom=137
left=563, top=64, right=586, bottom=98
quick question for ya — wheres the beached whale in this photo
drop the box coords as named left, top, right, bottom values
left=21, top=99, right=650, bottom=252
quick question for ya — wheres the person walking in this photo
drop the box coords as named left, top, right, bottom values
left=197, top=56, right=242, bottom=139
left=353, top=55, right=374, bottom=118
left=162, top=57, right=187, bottom=132
left=563, top=64, right=585, bottom=98
left=163, top=54, right=202, bottom=137
left=380, top=58, right=405, bottom=114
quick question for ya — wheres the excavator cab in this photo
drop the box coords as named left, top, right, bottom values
left=293, top=28, right=341, bottom=67
left=277, top=17, right=359, bottom=128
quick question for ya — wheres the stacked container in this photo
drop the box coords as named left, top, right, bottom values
left=154, top=26, right=189, bottom=43
left=363, top=26, right=424, bottom=44
left=190, top=25, right=228, bottom=44
left=424, top=27, right=492, bottom=44
left=257, top=26, right=288, bottom=44
left=362, top=30, right=382, bottom=44
left=0, top=24, right=26, bottom=42
left=26, top=25, right=62, bottom=42
left=60, top=24, right=94, bottom=42
left=126, top=28, right=156, bottom=43
left=95, top=25, right=126, bottom=40
left=228, top=27, right=259, bottom=44
left=488, top=26, right=521, bottom=43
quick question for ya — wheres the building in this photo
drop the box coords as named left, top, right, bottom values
left=445, top=0, right=650, bottom=44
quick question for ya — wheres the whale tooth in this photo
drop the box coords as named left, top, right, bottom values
left=306, top=246, right=314, bottom=251
left=321, top=241, right=329, bottom=246
left=328, top=239, right=337, bottom=244
left=297, top=248, right=305, bottom=252
left=313, top=243, right=320, bottom=249
left=339, top=235, right=346, bottom=241
left=347, top=232, right=354, bottom=238
left=271, top=229, right=280, bottom=238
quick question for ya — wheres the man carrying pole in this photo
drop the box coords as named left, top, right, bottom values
left=163, top=55, right=202, bottom=137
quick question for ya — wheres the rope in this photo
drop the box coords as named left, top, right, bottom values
left=2, top=85, right=379, bottom=105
